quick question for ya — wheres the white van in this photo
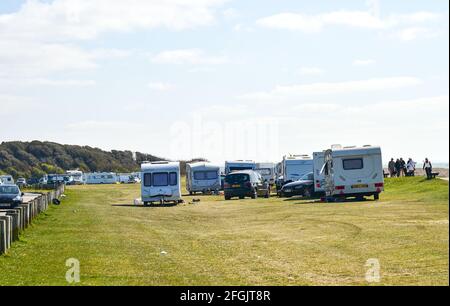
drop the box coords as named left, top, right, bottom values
left=141, top=161, right=182, bottom=205
left=0, top=175, right=14, bottom=185
left=255, top=162, right=276, bottom=185
left=66, top=170, right=84, bottom=185
left=186, top=162, right=221, bottom=195
left=84, top=172, right=118, bottom=184
left=278, top=155, right=313, bottom=188
left=225, top=160, right=256, bottom=175
left=312, top=151, right=326, bottom=194
left=321, top=146, right=384, bottom=201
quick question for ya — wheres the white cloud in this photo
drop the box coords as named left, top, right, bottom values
left=239, top=77, right=422, bottom=100
left=223, top=8, right=239, bottom=20
left=151, top=49, right=228, bottom=65
left=391, top=27, right=438, bottom=41
left=256, top=10, right=442, bottom=34
left=298, top=67, right=324, bottom=76
left=353, top=59, right=376, bottom=66
left=148, top=82, right=174, bottom=91
left=0, top=0, right=229, bottom=42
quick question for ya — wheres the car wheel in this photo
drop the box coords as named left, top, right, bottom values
left=374, top=193, right=380, bottom=200
left=303, top=187, right=312, bottom=198
left=225, top=196, right=231, bottom=200
left=251, top=192, right=257, bottom=199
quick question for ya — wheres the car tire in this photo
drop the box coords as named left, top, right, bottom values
left=264, top=192, right=270, bottom=198
left=303, top=187, right=312, bottom=198
left=225, top=196, right=231, bottom=200
left=251, top=192, right=257, bottom=199
left=374, top=193, right=380, bottom=200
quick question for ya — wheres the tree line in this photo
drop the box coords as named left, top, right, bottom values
left=0, top=141, right=205, bottom=178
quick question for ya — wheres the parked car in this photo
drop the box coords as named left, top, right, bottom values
left=279, top=172, right=316, bottom=198
left=0, top=184, right=24, bottom=208
left=16, top=178, right=27, bottom=188
left=224, top=170, right=270, bottom=200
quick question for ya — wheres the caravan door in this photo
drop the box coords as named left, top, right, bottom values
left=322, top=150, right=335, bottom=197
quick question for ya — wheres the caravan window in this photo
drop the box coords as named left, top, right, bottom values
left=143, top=173, right=152, bottom=187
left=153, top=173, right=169, bottom=186
left=194, top=171, right=218, bottom=180
left=169, top=172, right=178, bottom=186
left=343, top=158, right=364, bottom=170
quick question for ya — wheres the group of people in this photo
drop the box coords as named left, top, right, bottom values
left=388, top=158, right=434, bottom=179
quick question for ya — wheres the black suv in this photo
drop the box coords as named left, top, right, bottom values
left=224, top=170, right=270, bottom=200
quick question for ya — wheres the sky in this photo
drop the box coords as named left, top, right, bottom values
left=0, top=0, right=449, bottom=165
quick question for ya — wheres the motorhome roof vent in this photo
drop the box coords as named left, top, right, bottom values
left=331, top=144, right=342, bottom=150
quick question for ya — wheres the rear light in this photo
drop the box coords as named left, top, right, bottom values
left=316, top=183, right=321, bottom=188
left=224, top=183, right=230, bottom=189
left=375, top=183, right=384, bottom=188
left=335, top=186, right=345, bottom=190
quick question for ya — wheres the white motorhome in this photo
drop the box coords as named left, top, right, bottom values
left=321, top=145, right=384, bottom=201
left=255, top=162, right=276, bottom=185
left=278, top=155, right=313, bottom=189
left=225, top=160, right=256, bottom=175
left=0, top=175, right=14, bottom=185
left=312, top=151, right=326, bottom=194
left=84, top=172, right=118, bottom=184
left=186, top=162, right=221, bottom=194
left=66, top=170, right=84, bottom=185
left=141, top=161, right=182, bottom=205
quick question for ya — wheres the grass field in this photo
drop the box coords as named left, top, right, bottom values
left=0, top=177, right=448, bottom=286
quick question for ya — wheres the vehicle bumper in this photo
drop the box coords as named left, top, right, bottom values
left=224, top=188, right=254, bottom=198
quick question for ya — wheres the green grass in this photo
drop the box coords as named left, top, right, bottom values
left=0, top=177, right=448, bottom=286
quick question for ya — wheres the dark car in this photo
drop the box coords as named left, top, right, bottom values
left=0, top=184, right=24, bottom=208
left=279, top=172, right=316, bottom=198
left=224, top=170, right=270, bottom=200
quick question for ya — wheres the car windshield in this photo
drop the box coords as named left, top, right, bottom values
left=300, top=173, right=314, bottom=181
left=0, top=186, right=19, bottom=194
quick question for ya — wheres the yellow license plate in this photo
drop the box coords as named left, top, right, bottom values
left=232, top=184, right=241, bottom=188
left=352, top=184, right=369, bottom=189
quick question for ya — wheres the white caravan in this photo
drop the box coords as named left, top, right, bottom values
left=0, top=175, right=14, bottom=185
left=186, top=162, right=221, bottom=194
left=225, top=160, right=256, bottom=175
left=312, top=151, right=326, bottom=194
left=321, top=145, right=384, bottom=201
left=255, top=162, right=276, bottom=185
left=84, top=172, right=118, bottom=184
left=280, top=155, right=313, bottom=185
left=141, top=161, right=182, bottom=205
left=66, top=170, right=84, bottom=185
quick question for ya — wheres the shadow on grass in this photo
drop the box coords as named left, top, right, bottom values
left=111, top=203, right=178, bottom=208
left=283, top=196, right=378, bottom=205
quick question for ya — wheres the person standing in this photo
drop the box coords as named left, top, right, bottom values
left=423, top=158, right=433, bottom=180
left=407, top=158, right=416, bottom=177
left=395, top=159, right=402, bottom=177
left=388, top=158, right=396, bottom=177
left=400, top=158, right=407, bottom=176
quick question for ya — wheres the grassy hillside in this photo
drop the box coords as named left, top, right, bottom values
left=0, top=141, right=163, bottom=179
left=0, top=177, right=448, bottom=286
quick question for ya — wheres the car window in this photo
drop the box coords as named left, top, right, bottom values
left=225, top=174, right=250, bottom=184
left=0, top=186, right=19, bottom=194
